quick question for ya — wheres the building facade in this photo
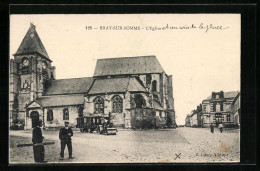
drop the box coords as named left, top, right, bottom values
left=201, top=91, right=239, bottom=127
left=190, top=110, right=197, bottom=127
left=9, top=24, right=176, bottom=129
left=185, top=114, right=191, bottom=127
left=232, top=92, right=240, bottom=127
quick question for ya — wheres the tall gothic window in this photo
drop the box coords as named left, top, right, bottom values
left=134, top=94, right=146, bottom=108
left=63, top=108, right=69, bottom=120
left=47, top=109, right=53, bottom=121
left=152, top=80, right=157, bottom=92
left=78, top=107, right=84, bottom=117
left=112, top=95, right=123, bottom=113
left=94, top=96, right=104, bottom=114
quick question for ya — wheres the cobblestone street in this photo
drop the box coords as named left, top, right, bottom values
left=9, top=127, right=239, bottom=164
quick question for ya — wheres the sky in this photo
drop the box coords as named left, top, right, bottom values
left=10, top=14, right=240, bottom=125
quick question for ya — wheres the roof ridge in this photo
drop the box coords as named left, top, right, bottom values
left=97, top=55, right=156, bottom=60
left=51, top=77, right=93, bottom=81
left=39, top=94, right=84, bottom=98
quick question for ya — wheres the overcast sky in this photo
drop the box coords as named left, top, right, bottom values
left=10, top=14, right=240, bottom=125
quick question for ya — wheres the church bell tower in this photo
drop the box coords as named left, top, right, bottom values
left=9, top=23, right=56, bottom=125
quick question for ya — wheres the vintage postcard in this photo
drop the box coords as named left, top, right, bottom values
left=9, top=14, right=240, bottom=164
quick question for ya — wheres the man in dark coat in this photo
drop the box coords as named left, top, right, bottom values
left=32, top=120, right=45, bottom=163
left=59, top=121, right=74, bottom=160
left=210, top=123, right=214, bottom=133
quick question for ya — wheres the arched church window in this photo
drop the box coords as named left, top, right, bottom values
left=63, top=108, right=69, bottom=120
left=94, top=96, right=104, bottom=114
left=112, top=95, right=123, bottom=113
left=47, top=109, right=53, bottom=121
left=78, top=107, right=84, bottom=117
left=152, top=80, right=157, bottom=92
left=134, top=94, right=146, bottom=108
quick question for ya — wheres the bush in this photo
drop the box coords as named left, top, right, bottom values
left=10, top=120, right=24, bottom=130
left=223, top=123, right=237, bottom=128
left=135, top=120, right=155, bottom=129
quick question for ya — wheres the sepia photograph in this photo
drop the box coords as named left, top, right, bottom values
left=9, top=14, right=240, bottom=164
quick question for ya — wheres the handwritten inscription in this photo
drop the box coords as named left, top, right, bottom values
left=86, top=23, right=229, bottom=33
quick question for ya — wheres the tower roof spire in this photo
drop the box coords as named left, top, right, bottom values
left=14, top=23, right=51, bottom=60
left=30, top=22, right=36, bottom=29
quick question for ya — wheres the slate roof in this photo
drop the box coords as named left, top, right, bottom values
left=206, top=91, right=240, bottom=100
left=88, top=77, right=147, bottom=95
left=94, top=56, right=164, bottom=77
left=44, top=77, right=94, bottom=95
left=153, top=99, right=164, bottom=111
left=14, top=24, right=50, bottom=59
left=33, top=94, right=84, bottom=107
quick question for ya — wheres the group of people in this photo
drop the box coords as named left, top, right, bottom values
left=210, top=123, right=224, bottom=133
left=32, top=121, right=74, bottom=163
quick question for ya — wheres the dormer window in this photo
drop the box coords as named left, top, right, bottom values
left=146, top=74, right=152, bottom=84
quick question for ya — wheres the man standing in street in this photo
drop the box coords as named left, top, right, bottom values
left=59, top=121, right=74, bottom=160
left=32, top=120, right=46, bottom=163
left=210, top=123, right=214, bottom=133
left=218, top=123, right=224, bottom=133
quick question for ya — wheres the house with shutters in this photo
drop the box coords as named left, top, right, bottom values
left=185, top=114, right=191, bottom=127
left=188, top=104, right=202, bottom=128
left=9, top=23, right=176, bottom=129
left=201, top=91, right=239, bottom=127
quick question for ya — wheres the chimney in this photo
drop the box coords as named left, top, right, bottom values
left=220, top=91, right=224, bottom=98
left=50, top=66, right=56, bottom=80
left=212, top=92, right=216, bottom=99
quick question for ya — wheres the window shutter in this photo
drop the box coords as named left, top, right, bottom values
left=213, top=103, right=216, bottom=112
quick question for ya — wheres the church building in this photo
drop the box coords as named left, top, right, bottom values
left=9, top=24, right=176, bottom=129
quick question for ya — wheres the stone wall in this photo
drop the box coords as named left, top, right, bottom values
left=43, top=105, right=80, bottom=128
left=84, top=92, right=152, bottom=128
left=166, top=75, right=176, bottom=127
left=84, top=94, right=127, bottom=127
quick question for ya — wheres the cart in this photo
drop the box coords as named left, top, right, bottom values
left=77, top=116, right=117, bottom=135
left=97, top=122, right=117, bottom=135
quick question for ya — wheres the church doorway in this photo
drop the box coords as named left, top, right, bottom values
left=31, top=111, right=39, bottom=128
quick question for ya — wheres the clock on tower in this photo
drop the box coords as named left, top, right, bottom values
left=22, top=58, right=29, bottom=67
